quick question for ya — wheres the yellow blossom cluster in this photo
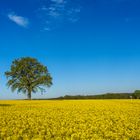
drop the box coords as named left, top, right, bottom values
left=0, top=100, right=140, bottom=140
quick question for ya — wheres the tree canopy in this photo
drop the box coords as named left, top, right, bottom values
left=133, top=90, right=140, bottom=99
left=5, top=57, right=52, bottom=99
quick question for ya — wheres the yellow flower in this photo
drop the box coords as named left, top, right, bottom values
left=0, top=100, right=140, bottom=139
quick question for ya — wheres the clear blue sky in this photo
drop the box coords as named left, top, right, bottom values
left=0, top=0, right=140, bottom=99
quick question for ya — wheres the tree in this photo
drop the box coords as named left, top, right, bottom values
left=5, top=57, right=52, bottom=100
left=133, top=90, right=140, bottom=99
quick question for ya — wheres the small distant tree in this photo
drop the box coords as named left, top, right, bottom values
left=133, top=90, right=140, bottom=99
left=5, top=57, right=52, bottom=100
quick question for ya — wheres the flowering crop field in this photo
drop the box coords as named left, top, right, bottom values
left=0, top=100, right=140, bottom=140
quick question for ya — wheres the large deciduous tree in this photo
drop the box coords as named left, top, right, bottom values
left=133, top=90, right=140, bottom=99
left=5, top=57, right=52, bottom=100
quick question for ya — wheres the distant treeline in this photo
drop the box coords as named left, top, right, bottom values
left=46, top=91, right=140, bottom=100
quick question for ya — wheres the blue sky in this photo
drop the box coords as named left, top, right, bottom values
left=0, top=0, right=140, bottom=99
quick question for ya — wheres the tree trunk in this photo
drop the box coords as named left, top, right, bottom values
left=27, top=90, right=31, bottom=100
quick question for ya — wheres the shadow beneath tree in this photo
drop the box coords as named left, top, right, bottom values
left=0, top=104, right=12, bottom=107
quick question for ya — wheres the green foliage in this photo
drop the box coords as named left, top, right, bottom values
left=48, top=93, right=133, bottom=100
left=133, top=90, right=140, bottom=99
left=5, top=57, right=52, bottom=99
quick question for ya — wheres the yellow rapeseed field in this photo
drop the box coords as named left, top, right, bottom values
left=0, top=100, right=140, bottom=140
